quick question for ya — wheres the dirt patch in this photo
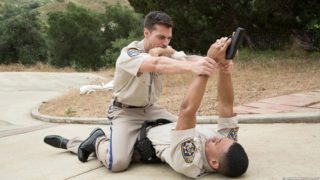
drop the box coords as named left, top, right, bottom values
left=39, top=58, right=320, bottom=117
left=40, top=89, right=112, bottom=117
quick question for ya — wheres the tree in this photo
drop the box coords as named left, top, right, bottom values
left=100, top=3, right=143, bottom=67
left=47, top=3, right=143, bottom=70
left=128, top=0, right=255, bottom=53
left=102, top=3, right=142, bottom=44
left=0, top=11, right=48, bottom=64
left=47, top=3, right=104, bottom=70
left=128, top=0, right=320, bottom=52
left=251, top=0, right=320, bottom=50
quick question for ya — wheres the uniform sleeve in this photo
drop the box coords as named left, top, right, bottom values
left=117, top=46, right=152, bottom=76
left=217, top=116, right=239, bottom=141
left=166, top=128, right=203, bottom=178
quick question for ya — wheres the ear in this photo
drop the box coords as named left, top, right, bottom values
left=209, top=159, right=220, bottom=170
left=144, top=28, right=149, bottom=38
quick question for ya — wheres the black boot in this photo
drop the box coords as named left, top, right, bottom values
left=78, top=128, right=105, bottom=162
left=44, top=135, right=69, bottom=149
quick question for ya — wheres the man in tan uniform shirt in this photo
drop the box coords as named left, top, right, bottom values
left=102, top=11, right=218, bottom=172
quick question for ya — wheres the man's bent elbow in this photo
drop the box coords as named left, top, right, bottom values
left=179, top=101, right=196, bottom=117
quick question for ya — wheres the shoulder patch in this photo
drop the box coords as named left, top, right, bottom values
left=181, top=139, right=196, bottom=163
left=127, top=48, right=140, bottom=57
left=227, top=128, right=238, bottom=141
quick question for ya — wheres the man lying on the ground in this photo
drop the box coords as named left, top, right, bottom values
left=142, top=37, right=248, bottom=178
left=43, top=37, right=249, bottom=178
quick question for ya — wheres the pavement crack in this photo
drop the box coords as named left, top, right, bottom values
left=305, top=101, right=320, bottom=107
left=64, top=165, right=104, bottom=180
left=0, top=123, right=60, bottom=138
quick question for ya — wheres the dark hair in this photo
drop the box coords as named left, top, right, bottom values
left=219, top=142, right=249, bottom=177
left=144, top=11, right=173, bottom=30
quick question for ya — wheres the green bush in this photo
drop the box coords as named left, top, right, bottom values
left=0, top=2, right=143, bottom=68
left=102, top=32, right=140, bottom=67
left=101, top=3, right=142, bottom=47
left=47, top=3, right=142, bottom=70
left=100, top=3, right=143, bottom=67
left=128, top=0, right=320, bottom=53
left=0, top=11, right=48, bottom=64
left=47, top=3, right=104, bottom=70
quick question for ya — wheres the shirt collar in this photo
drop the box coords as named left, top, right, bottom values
left=138, top=39, right=145, bottom=52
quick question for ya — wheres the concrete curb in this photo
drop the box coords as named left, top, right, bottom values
left=31, top=103, right=320, bottom=125
left=197, top=112, right=320, bottom=123
left=31, top=104, right=109, bottom=125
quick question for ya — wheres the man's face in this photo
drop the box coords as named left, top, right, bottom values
left=205, top=136, right=234, bottom=168
left=144, top=24, right=172, bottom=50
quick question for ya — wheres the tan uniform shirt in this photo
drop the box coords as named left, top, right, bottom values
left=147, top=117, right=239, bottom=178
left=112, top=40, right=187, bottom=106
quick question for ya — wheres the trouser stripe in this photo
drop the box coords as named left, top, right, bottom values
left=108, top=124, right=113, bottom=170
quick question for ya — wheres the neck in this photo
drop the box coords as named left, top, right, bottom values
left=143, top=39, right=150, bottom=53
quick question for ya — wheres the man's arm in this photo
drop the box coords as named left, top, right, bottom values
left=174, top=61, right=234, bottom=131
left=139, top=56, right=216, bottom=76
left=175, top=75, right=210, bottom=130
left=175, top=38, right=231, bottom=130
left=217, top=67, right=234, bottom=117
left=211, top=38, right=239, bottom=141
left=183, top=55, right=204, bottom=61
left=140, top=56, right=216, bottom=75
left=216, top=61, right=239, bottom=141
left=139, top=46, right=216, bottom=76
left=210, top=37, right=234, bottom=117
left=171, top=48, right=236, bottom=132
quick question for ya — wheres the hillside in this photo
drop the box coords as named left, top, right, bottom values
left=0, top=0, right=130, bottom=21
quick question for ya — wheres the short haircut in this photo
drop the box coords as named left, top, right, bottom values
left=144, top=11, right=173, bottom=30
left=219, top=142, right=249, bottom=177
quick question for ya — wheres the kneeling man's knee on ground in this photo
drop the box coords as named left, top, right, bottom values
left=110, top=158, right=131, bottom=172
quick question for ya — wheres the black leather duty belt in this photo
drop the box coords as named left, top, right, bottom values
left=113, top=101, right=143, bottom=108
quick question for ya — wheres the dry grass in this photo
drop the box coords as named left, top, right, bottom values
left=39, top=89, right=112, bottom=117
left=36, top=0, right=130, bottom=21
left=39, top=53, right=320, bottom=117
left=0, top=62, right=74, bottom=72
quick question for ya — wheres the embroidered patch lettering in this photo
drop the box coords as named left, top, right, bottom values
left=227, top=128, right=238, bottom=141
left=181, top=139, right=196, bottom=163
left=127, top=48, right=140, bottom=57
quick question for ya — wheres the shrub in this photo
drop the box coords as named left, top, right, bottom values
left=100, top=3, right=143, bottom=67
left=0, top=11, right=48, bottom=64
left=102, top=32, right=140, bottom=67
left=47, top=3, right=104, bottom=70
